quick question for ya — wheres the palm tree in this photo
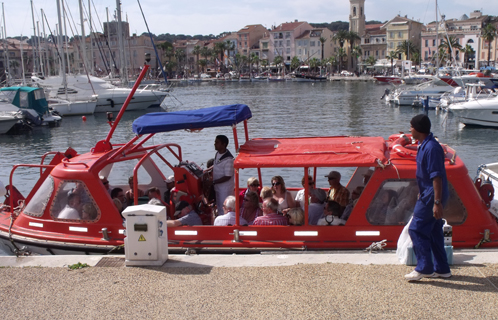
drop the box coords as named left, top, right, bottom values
left=240, top=55, right=249, bottom=74
left=387, top=50, right=398, bottom=75
left=198, top=59, right=208, bottom=73
left=333, top=30, right=348, bottom=50
left=174, top=49, right=186, bottom=77
left=438, top=36, right=463, bottom=65
left=260, top=59, right=268, bottom=73
left=250, top=53, right=260, bottom=74
left=366, top=56, right=377, bottom=67
left=481, top=24, right=497, bottom=67
left=290, top=56, right=301, bottom=71
left=214, top=42, right=227, bottom=72
left=351, top=45, right=362, bottom=73
left=346, top=31, right=360, bottom=69
left=396, top=40, right=418, bottom=61
left=192, top=45, right=201, bottom=75
left=336, top=47, right=347, bottom=72
left=463, top=44, right=475, bottom=69
left=225, top=40, right=236, bottom=68
left=273, top=55, right=284, bottom=75
left=319, top=36, right=327, bottom=61
left=309, top=58, right=320, bottom=73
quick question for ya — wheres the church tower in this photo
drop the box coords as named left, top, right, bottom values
left=349, top=0, right=365, bottom=36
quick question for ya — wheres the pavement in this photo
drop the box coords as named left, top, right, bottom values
left=1, top=249, right=498, bottom=268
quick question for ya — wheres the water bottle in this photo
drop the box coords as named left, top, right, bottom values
left=442, top=219, right=452, bottom=246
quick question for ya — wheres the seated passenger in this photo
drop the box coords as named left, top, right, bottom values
left=260, top=186, right=272, bottom=200
left=386, top=183, right=417, bottom=224
left=240, top=191, right=263, bottom=225
left=253, top=198, right=288, bottom=226
left=287, top=207, right=304, bottom=226
left=113, top=198, right=123, bottom=214
left=318, top=201, right=346, bottom=226
left=58, top=193, right=81, bottom=219
left=308, top=188, right=327, bottom=225
left=214, top=196, right=248, bottom=226
left=100, top=176, right=111, bottom=194
left=239, top=177, right=261, bottom=207
left=147, top=187, right=167, bottom=206
left=125, top=176, right=144, bottom=206
left=163, top=175, right=175, bottom=204
left=166, top=201, right=202, bottom=227
left=295, top=175, right=314, bottom=211
left=81, top=203, right=98, bottom=220
left=363, top=169, right=374, bottom=186
left=271, top=176, right=296, bottom=212
left=325, top=171, right=350, bottom=209
left=67, top=182, right=90, bottom=204
left=340, top=186, right=364, bottom=221
left=111, top=188, right=127, bottom=211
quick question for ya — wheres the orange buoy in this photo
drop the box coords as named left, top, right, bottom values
left=82, top=116, right=87, bottom=121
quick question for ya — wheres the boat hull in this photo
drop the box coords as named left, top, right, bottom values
left=50, top=100, right=97, bottom=116
left=449, top=98, right=498, bottom=127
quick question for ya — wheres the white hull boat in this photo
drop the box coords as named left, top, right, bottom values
left=31, top=74, right=168, bottom=113
left=48, top=98, right=97, bottom=116
left=390, top=78, right=454, bottom=106
left=448, top=96, right=498, bottom=127
left=0, top=114, right=20, bottom=134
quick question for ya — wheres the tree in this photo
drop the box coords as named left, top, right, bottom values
left=192, top=45, right=201, bottom=75
left=213, top=42, right=227, bottom=72
left=481, top=23, right=497, bottom=67
left=198, top=59, right=208, bottom=73
left=439, top=36, right=463, bottom=65
left=309, top=58, right=320, bottom=73
left=346, top=31, right=360, bottom=69
left=174, top=49, right=186, bottom=77
left=332, top=30, right=348, bottom=50
left=336, top=47, right=347, bottom=72
left=225, top=40, right=236, bottom=68
left=387, top=50, right=398, bottom=75
left=366, top=55, right=377, bottom=67
left=319, top=36, right=327, bottom=61
left=396, top=40, right=418, bottom=61
left=290, top=56, right=301, bottom=71
left=351, top=45, right=362, bottom=72
left=463, top=44, right=475, bottom=69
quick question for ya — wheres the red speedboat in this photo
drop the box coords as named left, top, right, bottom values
left=1, top=72, right=497, bottom=254
left=374, top=75, right=402, bottom=84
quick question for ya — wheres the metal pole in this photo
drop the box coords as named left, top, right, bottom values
left=30, top=0, right=38, bottom=74
left=116, top=0, right=127, bottom=85
left=41, top=9, right=50, bottom=76
left=106, top=7, right=113, bottom=78
left=56, top=0, right=67, bottom=97
left=37, top=21, right=44, bottom=77
left=2, top=3, right=11, bottom=82
left=62, top=1, right=71, bottom=74
left=79, top=0, right=87, bottom=75
left=88, top=0, right=94, bottom=75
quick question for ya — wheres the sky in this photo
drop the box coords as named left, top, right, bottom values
left=1, top=0, right=492, bottom=38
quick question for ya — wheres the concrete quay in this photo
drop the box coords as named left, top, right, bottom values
left=0, top=250, right=497, bottom=319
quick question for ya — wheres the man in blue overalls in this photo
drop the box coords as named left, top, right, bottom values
left=405, top=114, right=451, bottom=281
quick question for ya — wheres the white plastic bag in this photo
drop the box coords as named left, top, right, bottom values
left=396, top=216, right=413, bottom=264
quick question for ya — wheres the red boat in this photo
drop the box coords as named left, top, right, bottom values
left=374, top=75, right=402, bottom=84
left=1, top=68, right=497, bottom=255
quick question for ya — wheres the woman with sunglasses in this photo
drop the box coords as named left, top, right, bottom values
left=240, top=191, right=263, bottom=225
left=271, top=176, right=296, bottom=213
left=238, top=177, right=262, bottom=207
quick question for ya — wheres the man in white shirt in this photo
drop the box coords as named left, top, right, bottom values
left=214, top=196, right=248, bottom=226
left=58, top=193, right=81, bottom=220
left=212, top=135, right=234, bottom=214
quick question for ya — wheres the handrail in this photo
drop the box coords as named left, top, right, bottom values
left=61, top=158, right=89, bottom=168
left=132, top=143, right=183, bottom=205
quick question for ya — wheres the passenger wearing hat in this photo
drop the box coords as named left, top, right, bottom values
left=325, top=171, right=350, bottom=208
left=405, top=114, right=451, bottom=281
left=163, top=175, right=175, bottom=204
left=166, top=201, right=202, bottom=227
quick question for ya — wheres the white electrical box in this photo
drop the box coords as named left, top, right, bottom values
left=123, top=204, right=168, bottom=266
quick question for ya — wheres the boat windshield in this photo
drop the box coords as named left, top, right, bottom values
left=24, top=176, right=54, bottom=217
left=366, top=179, right=467, bottom=225
left=50, top=180, right=100, bottom=221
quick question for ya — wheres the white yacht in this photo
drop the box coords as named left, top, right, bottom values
left=0, top=102, right=23, bottom=134
left=389, top=78, right=454, bottom=106
left=448, top=95, right=498, bottom=127
left=47, top=98, right=97, bottom=116
left=31, top=74, right=168, bottom=113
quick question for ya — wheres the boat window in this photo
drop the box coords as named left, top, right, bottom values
left=24, top=176, right=54, bottom=217
left=50, top=180, right=100, bottom=221
left=366, top=180, right=467, bottom=226
left=33, top=89, right=45, bottom=100
left=104, top=160, right=152, bottom=186
left=19, top=92, right=29, bottom=108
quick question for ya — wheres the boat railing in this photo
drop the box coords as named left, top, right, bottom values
left=131, top=143, right=184, bottom=205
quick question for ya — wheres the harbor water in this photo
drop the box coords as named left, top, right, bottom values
left=1, top=80, right=497, bottom=204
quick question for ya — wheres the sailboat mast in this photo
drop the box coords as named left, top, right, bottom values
left=435, top=0, right=439, bottom=69
left=106, top=7, right=113, bottom=78
left=41, top=9, right=49, bottom=76
left=37, top=21, right=44, bottom=77
left=57, top=0, right=67, bottom=97
left=20, top=34, right=26, bottom=85
left=2, top=3, right=11, bottom=82
left=116, top=0, right=127, bottom=86
left=88, top=0, right=94, bottom=75
left=62, top=1, right=71, bottom=74
left=30, top=0, right=38, bottom=74
left=78, top=0, right=87, bottom=75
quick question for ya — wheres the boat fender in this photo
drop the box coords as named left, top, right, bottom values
left=475, top=178, right=494, bottom=207
left=107, top=98, right=115, bottom=108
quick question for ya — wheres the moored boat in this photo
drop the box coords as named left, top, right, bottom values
left=447, top=95, right=498, bottom=127
left=374, top=75, right=402, bottom=84
left=1, top=89, right=497, bottom=254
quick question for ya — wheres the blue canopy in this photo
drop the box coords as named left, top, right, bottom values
left=132, top=104, right=252, bottom=135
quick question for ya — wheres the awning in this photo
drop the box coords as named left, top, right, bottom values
left=235, top=136, right=387, bottom=168
left=132, top=104, right=252, bottom=135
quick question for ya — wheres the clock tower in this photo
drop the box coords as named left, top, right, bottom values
left=349, top=0, right=365, bottom=35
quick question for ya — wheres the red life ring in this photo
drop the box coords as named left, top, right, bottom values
left=475, top=178, right=495, bottom=206
left=389, top=134, right=418, bottom=158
